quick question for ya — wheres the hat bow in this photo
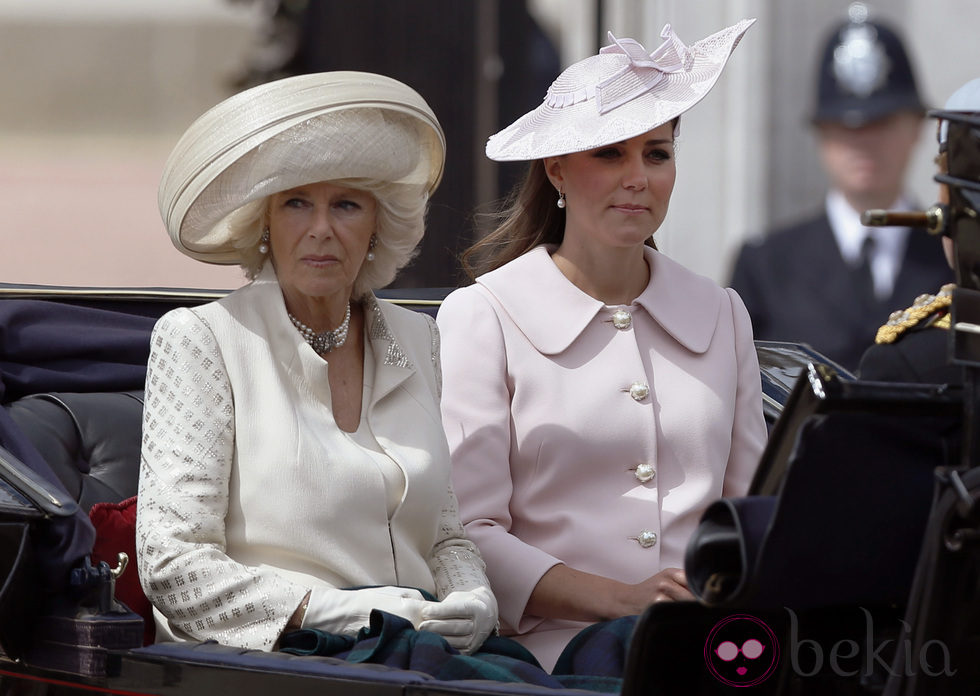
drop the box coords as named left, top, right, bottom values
left=545, top=24, right=694, bottom=115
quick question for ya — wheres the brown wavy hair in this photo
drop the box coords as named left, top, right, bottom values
left=461, top=123, right=676, bottom=282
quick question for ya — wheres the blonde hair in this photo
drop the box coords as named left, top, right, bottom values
left=228, top=178, right=428, bottom=299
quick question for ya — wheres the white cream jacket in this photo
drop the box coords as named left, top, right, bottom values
left=137, top=266, right=487, bottom=650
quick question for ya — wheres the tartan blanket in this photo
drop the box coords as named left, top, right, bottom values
left=280, top=610, right=636, bottom=692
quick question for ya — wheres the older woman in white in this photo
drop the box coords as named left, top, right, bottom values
left=438, top=22, right=767, bottom=670
left=138, top=72, right=495, bottom=653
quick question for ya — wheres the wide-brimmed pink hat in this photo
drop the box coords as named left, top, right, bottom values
left=486, top=19, right=755, bottom=161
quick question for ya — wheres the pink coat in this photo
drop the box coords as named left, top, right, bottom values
left=437, top=245, right=767, bottom=670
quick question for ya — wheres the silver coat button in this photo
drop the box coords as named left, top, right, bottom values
left=635, top=463, right=656, bottom=483
left=636, top=530, right=658, bottom=548
left=611, top=309, right=632, bottom=330
left=628, top=382, right=649, bottom=402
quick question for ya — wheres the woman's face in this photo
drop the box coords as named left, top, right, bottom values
left=267, top=181, right=377, bottom=301
left=545, top=123, right=676, bottom=250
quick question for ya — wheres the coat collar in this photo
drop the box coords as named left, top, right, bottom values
left=476, top=245, right=722, bottom=355
left=250, top=264, right=415, bottom=400
left=362, top=294, right=418, bottom=403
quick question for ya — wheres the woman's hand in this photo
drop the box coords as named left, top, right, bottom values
left=301, top=586, right=428, bottom=635
left=526, top=564, right=694, bottom=623
left=620, top=568, right=694, bottom=613
left=418, top=586, right=498, bottom=654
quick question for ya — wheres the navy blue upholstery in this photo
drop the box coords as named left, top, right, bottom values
left=133, top=641, right=605, bottom=695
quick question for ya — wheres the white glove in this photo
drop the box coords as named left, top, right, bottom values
left=302, top=586, right=428, bottom=636
left=418, top=585, right=498, bottom=654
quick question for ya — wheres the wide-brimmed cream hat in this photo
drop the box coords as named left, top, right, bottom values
left=486, top=19, right=755, bottom=161
left=159, top=71, right=445, bottom=264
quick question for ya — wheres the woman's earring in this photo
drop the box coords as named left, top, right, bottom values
left=556, top=191, right=566, bottom=209
left=258, top=228, right=270, bottom=255
left=366, top=234, right=378, bottom=262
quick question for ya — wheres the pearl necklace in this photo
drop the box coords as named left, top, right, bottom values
left=288, top=303, right=351, bottom=353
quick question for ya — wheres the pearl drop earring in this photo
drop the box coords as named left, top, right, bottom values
left=556, top=191, right=566, bottom=209
left=366, top=234, right=378, bottom=262
left=258, top=228, right=270, bottom=254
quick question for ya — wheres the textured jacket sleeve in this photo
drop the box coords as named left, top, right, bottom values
left=421, top=314, right=493, bottom=598
left=722, top=288, right=768, bottom=497
left=136, top=308, right=306, bottom=650
left=428, top=484, right=493, bottom=598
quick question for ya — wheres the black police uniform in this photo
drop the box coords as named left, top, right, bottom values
left=729, top=6, right=954, bottom=372
left=732, top=220, right=951, bottom=372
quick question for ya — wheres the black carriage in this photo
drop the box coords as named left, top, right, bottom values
left=2, top=111, right=979, bottom=696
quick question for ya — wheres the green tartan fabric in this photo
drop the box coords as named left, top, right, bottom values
left=280, top=610, right=626, bottom=693
left=553, top=615, right=637, bottom=679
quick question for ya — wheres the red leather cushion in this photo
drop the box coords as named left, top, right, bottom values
left=89, top=496, right=155, bottom=645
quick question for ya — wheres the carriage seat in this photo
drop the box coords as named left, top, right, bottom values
left=6, top=390, right=152, bottom=644
left=6, top=391, right=144, bottom=512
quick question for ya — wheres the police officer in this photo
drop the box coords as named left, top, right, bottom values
left=729, top=3, right=953, bottom=372
left=857, top=78, right=980, bottom=384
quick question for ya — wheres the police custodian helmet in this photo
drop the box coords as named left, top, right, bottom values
left=812, top=2, right=926, bottom=127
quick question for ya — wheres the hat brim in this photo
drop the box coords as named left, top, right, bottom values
left=159, top=71, right=446, bottom=264
left=811, top=90, right=926, bottom=128
left=485, top=19, right=755, bottom=161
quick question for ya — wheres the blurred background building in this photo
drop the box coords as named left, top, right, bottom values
left=0, top=0, right=976, bottom=289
